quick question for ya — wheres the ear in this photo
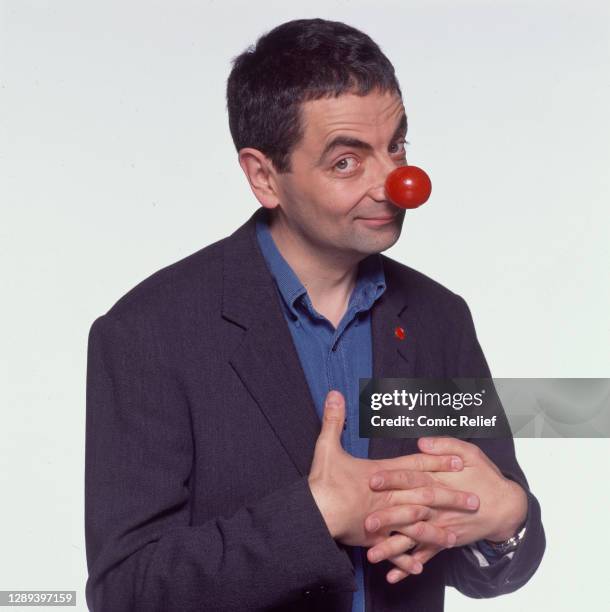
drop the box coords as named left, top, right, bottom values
left=238, top=148, right=282, bottom=210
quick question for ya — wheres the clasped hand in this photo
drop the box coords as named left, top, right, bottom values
left=308, top=391, right=528, bottom=585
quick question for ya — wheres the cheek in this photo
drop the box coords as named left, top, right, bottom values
left=293, top=186, right=355, bottom=220
left=287, top=171, right=367, bottom=220
left=323, top=181, right=368, bottom=214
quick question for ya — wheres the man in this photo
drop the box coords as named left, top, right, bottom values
left=85, top=18, right=545, bottom=611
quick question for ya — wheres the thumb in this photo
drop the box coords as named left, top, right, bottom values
left=318, top=390, right=346, bottom=445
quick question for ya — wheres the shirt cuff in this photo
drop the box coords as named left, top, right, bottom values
left=467, top=539, right=516, bottom=567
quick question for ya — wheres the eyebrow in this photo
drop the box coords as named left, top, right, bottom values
left=316, top=112, right=408, bottom=166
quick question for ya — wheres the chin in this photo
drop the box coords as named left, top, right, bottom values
left=351, top=228, right=402, bottom=255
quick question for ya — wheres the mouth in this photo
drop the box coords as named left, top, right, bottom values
left=356, top=212, right=399, bottom=226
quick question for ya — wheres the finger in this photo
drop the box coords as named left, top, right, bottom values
left=366, top=504, right=432, bottom=533
left=370, top=469, right=433, bottom=491
left=386, top=544, right=442, bottom=583
left=399, top=520, right=458, bottom=548
left=366, top=505, right=458, bottom=547
left=395, top=485, right=479, bottom=511
left=387, top=567, right=409, bottom=584
left=387, top=553, right=423, bottom=576
left=411, top=544, right=444, bottom=566
left=370, top=467, right=468, bottom=492
left=367, top=533, right=417, bottom=564
left=369, top=485, right=479, bottom=514
left=381, top=452, right=463, bottom=474
left=317, top=390, right=346, bottom=445
left=418, top=436, right=479, bottom=463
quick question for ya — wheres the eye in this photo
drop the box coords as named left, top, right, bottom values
left=333, top=156, right=359, bottom=173
left=389, top=139, right=409, bottom=155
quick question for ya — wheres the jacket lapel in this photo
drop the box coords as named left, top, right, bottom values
left=368, top=264, right=418, bottom=460
left=222, top=209, right=321, bottom=477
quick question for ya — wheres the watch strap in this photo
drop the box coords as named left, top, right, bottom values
left=484, top=523, right=527, bottom=555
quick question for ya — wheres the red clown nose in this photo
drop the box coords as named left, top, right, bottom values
left=385, top=165, right=432, bottom=209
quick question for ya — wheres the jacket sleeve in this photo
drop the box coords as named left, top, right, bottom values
left=84, top=314, right=356, bottom=612
left=440, top=296, right=546, bottom=598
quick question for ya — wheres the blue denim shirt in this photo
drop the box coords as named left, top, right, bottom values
left=255, top=210, right=505, bottom=610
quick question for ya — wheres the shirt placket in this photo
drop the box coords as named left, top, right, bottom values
left=329, top=302, right=364, bottom=454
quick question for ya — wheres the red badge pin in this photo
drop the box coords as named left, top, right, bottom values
left=394, top=326, right=406, bottom=341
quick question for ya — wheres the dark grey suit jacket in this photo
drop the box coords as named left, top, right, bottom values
left=85, top=207, right=545, bottom=611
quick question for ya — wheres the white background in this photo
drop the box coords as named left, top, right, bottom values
left=1, top=0, right=609, bottom=610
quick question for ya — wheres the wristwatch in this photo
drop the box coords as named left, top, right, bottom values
left=484, top=524, right=527, bottom=555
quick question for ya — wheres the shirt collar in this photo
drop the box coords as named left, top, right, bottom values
left=255, top=209, right=386, bottom=321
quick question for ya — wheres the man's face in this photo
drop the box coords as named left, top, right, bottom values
left=271, top=88, right=408, bottom=259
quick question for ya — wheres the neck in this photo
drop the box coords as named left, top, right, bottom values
left=267, top=209, right=362, bottom=326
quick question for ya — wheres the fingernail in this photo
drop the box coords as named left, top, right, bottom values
left=447, top=532, right=457, bottom=547
left=367, top=518, right=380, bottom=531
left=369, top=550, right=381, bottom=562
left=371, top=475, right=384, bottom=488
left=412, top=562, right=423, bottom=573
left=421, top=438, right=434, bottom=450
left=388, top=571, right=400, bottom=583
left=467, top=495, right=478, bottom=509
left=326, top=391, right=341, bottom=406
left=451, top=457, right=462, bottom=470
